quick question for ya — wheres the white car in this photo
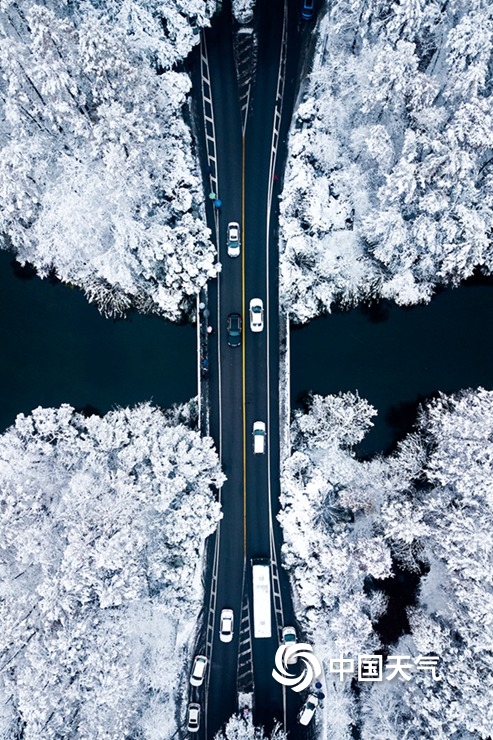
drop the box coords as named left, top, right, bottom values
left=227, top=222, right=240, bottom=257
left=282, top=625, right=297, bottom=664
left=187, top=703, right=201, bottom=733
left=249, top=298, right=264, bottom=332
left=190, top=655, right=207, bottom=687
left=298, top=694, right=318, bottom=726
left=253, top=421, right=266, bottom=454
left=219, top=608, right=234, bottom=643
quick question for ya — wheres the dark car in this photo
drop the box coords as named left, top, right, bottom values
left=227, top=313, right=242, bottom=347
left=301, top=0, right=314, bottom=20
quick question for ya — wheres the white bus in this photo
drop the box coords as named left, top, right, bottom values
left=252, top=559, right=271, bottom=638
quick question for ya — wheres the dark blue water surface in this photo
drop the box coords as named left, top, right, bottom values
left=0, top=250, right=196, bottom=432
left=290, top=278, right=493, bottom=456
left=3, top=246, right=493, bottom=457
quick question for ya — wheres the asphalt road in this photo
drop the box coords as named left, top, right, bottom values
left=189, top=1, right=311, bottom=736
left=200, top=6, right=245, bottom=733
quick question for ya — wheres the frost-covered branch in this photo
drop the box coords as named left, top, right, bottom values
left=280, top=0, right=493, bottom=321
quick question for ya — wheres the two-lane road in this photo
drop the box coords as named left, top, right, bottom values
left=190, top=1, right=307, bottom=736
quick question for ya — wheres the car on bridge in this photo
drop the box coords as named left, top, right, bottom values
left=253, top=421, right=266, bottom=454
left=190, top=655, right=207, bottom=687
left=227, top=313, right=242, bottom=347
left=301, top=0, right=315, bottom=20
left=187, top=703, right=201, bottom=732
left=249, top=298, right=264, bottom=332
left=282, top=625, right=298, bottom=664
left=227, top=222, right=240, bottom=257
left=219, top=608, right=234, bottom=642
left=298, top=694, right=318, bottom=726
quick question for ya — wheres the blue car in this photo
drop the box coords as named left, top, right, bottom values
left=301, top=0, right=314, bottom=20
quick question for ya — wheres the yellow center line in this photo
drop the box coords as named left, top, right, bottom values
left=242, top=134, right=247, bottom=557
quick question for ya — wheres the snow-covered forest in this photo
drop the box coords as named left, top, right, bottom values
left=280, top=0, right=493, bottom=322
left=0, top=402, right=224, bottom=739
left=231, top=0, right=256, bottom=25
left=214, top=712, right=286, bottom=740
left=280, top=388, right=493, bottom=739
left=0, top=0, right=219, bottom=319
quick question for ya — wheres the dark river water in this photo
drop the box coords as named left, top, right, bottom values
left=290, top=276, right=493, bottom=456
left=0, top=250, right=196, bottom=433
left=2, top=248, right=493, bottom=458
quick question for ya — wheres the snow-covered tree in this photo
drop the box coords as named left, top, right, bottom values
left=214, top=712, right=287, bottom=740
left=280, top=0, right=493, bottom=321
left=0, top=402, right=224, bottom=739
left=0, top=1, right=219, bottom=319
left=281, top=387, right=493, bottom=738
left=280, top=393, right=390, bottom=738
left=362, top=388, right=493, bottom=739
left=232, top=0, right=256, bottom=25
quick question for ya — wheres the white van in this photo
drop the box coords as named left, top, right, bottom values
left=253, top=421, right=266, bottom=454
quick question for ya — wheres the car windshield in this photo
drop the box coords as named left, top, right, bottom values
left=284, top=633, right=295, bottom=641
left=252, top=306, right=261, bottom=313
